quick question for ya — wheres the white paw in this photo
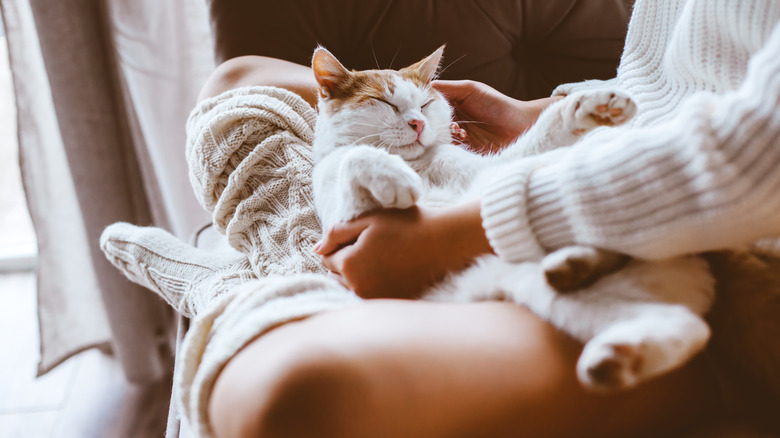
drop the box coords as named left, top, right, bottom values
left=357, top=160, right=422, bottom=209
left=577, top=341, right=646, bottom=392
left=565, top=89, right=637, bottom=135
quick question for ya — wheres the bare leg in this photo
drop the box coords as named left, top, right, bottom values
left=209, top=300, right=719, bottom=438
left=197, top=55, right=319, bottom=107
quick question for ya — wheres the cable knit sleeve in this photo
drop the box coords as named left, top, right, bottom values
left=482, top=22, right=780, bottom=261
left=551, top=0, right=687, bottom=98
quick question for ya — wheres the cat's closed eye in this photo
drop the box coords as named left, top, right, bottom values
left=372, top=97, right=399, bottom=113
left=421, top=99, right=434, bottom=109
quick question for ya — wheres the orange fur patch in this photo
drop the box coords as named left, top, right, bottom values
left=321, top=67, right=433, bottom=114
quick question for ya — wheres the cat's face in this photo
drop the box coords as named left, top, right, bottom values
left=312, top=46, right=453, bottom=160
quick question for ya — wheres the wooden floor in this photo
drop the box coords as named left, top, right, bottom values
left=0, top=273, right=172, bottom=438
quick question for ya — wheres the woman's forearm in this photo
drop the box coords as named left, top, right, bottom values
left=317, top=200, right=493, bottom=299
left=482, top=24, right=780, bottom=261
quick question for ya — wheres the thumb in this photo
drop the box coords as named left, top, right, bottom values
left=314, top=219, right=370, bottom=255
left=432, top=80, right=479, bottom=104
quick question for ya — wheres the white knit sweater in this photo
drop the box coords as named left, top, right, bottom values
left=481, top=0, right=780, bottom=261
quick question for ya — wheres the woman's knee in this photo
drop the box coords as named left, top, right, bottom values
left=197, top=55, right=318, bottom=105
left=198, top=56, right=264, bottom=101
left=208, top=322, right=376, bottom=438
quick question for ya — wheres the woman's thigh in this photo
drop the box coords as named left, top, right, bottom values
left=209, top=299, right=718, bottom=438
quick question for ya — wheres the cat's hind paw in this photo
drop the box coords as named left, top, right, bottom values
left=577, top=342, right=645, bottom=391
left=566, top=89, right=637, bottom=135
left=576, top=307, right=710, bottom=392
left=541, top=246, right=629, bottom=293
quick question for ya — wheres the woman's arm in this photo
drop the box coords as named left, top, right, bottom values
left=483, top=22, right=780, bottom=262
left=316, top=201, right=493, bottom=299
left=433, top=80, right=562, bottom=152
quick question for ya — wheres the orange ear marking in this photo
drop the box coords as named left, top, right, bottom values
left=312, top=46, right=350, bottom=98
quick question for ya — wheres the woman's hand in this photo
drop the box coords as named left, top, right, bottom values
left=313, top=201, right=494, bottom=299
left=433, top=80, right=562, bottom=153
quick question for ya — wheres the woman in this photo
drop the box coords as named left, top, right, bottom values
left=198, top=58, right=720, bottom=438
left=204, top=1, right=780, bottom=437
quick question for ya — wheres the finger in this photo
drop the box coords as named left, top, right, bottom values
left=327, top=271, right=351, bottom=290
left=320, top=240, right=353, bottom=273
left=432, top=80, right=475, bottom=103
left=315, top=220, right=370, bottom=255
left=320, top=253, right=336, bottom=272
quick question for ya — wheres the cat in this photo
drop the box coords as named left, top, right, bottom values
left=310, top=46, right=715, bottom=392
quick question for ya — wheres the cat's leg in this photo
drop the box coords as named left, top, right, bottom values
left=576, top=304, right=711, bottom=392
left=336, top=145, right=423, bottom=220
left=541, top=256, right=714, bottom=392
left=541, top=246, right=630, bottom=292
left=509, top=89, right=637, bottom=158
left=430, top=254, right=714, bottom=392
left=561, top=89, right=637, bottom=136
left=508, top=256, right=714, bottom=391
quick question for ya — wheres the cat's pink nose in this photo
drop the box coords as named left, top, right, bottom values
left=408, top=119, right=425, bottom=138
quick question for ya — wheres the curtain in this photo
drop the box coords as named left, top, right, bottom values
left=0, top=0, right=213, bottom=383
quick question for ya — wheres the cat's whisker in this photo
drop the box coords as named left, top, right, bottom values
left=350, top=132, right=385, bottom=145
left=389, top=47, right=401, bottom=69
left=352, top=121, right=391, bottom=129
left=437, top=53, right=468, bottom=79
left=453, top=120, right=488, bottom=126
left=371, top=44, right=381, bottom=70
left=375, top=137, right=396, bottom=147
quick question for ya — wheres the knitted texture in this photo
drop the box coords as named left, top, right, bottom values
left=482, top=0, right=780, bottom=261
left=479, top=151, right=566, bottom=263
left=178, top=86, right=362, bottom=437
left=101, top=86, right=362, bottom=437
left=186, top=86, right=325, bottom=277
left=100, top=222, right=255, bottom=317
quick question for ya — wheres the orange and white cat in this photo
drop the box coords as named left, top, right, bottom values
left=311, top=46, right=714, bottom=391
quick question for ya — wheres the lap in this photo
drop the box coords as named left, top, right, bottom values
left=210, top=299, right=719, bottom=438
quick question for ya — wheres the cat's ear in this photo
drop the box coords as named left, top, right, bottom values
left=407, top=45, right=444, bottom=84
left=312, top=47, right=350, bottom=99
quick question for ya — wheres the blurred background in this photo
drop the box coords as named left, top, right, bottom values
left=0, top=0, right=213, bottom=434
left=0, top=16, right=171, bottom=438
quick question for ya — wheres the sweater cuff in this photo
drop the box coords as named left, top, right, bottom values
left=525, top=165, right=576, bottom=250
left=480, top=163, right=546, bottom=262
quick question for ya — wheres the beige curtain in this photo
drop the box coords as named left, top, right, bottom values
left=0, top=0, right=213, bottom=383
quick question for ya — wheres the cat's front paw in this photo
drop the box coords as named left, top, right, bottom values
left=344, top=147, right=423, bottom=210
left=565, top=89, right=637, bottom=135
left=362, top=166, right=422, bottom=209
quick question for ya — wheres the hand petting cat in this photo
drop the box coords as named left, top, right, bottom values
left=315, top=201, right=493, bottom=299
left=432, top=80, right=562, bottom=154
